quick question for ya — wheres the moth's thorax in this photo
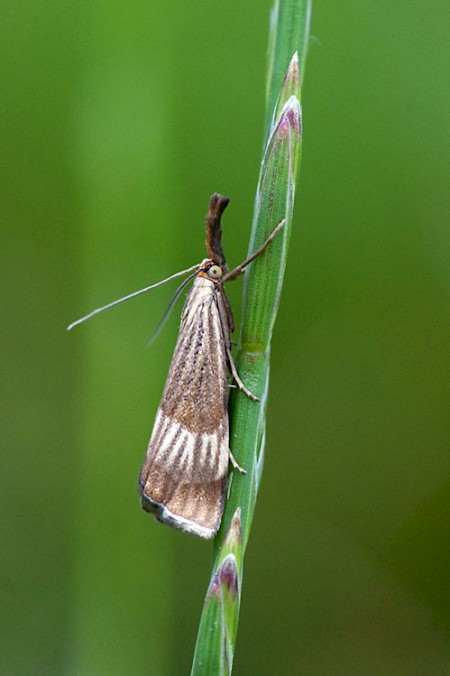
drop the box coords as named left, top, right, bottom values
left=193, top=275, right=217, bottom=291
left=181, top=275, right=219, bottom=326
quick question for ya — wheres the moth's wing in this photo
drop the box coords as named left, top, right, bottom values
left=139, top=413, right=228, bottom=538
left=139, top=283, right=230, bottom=539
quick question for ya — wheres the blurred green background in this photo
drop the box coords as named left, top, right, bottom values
left=2, top=1, right=450, bottom=674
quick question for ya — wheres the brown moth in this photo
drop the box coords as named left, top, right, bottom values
left=139, top=195, right=284, bottom=537
left=67, top=194, right=284, bottom=539
left=138, top=261, right=234, bottom=536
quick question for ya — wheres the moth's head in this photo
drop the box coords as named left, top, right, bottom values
left=198, top=258, right=223, bottom=282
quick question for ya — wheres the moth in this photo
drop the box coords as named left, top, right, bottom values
left=68, top=194, right=284, bottom=539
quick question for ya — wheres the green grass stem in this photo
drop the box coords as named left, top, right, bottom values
left=191, top=2, right=311, bottom=673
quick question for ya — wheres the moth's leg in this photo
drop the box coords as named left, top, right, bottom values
left=225, top=343, right=259, bottom=402
left=229, top=449, right=247, bottom=475
left=223, top=268, right=244, bottom=282
left=216, top=288, right=259, bottom=402
left=221, top=218, right=286, bottom=283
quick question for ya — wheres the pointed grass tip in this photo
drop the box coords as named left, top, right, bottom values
left=271, top=53, right=301, bottom=132
left=223, top=507, right=242, bottom=548
left=283, top=52, right=300, bottom=92
left=210, top=555, right=239, bottom=600
left=277, top=96, right=302, bottom=138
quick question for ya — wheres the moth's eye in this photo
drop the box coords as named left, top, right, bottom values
left=208, top=265, right=222, bottom=279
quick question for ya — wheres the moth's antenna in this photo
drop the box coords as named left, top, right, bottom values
left=146, top=269, right=198, bottom=346
left=67, top=264, right=199, bottom=331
